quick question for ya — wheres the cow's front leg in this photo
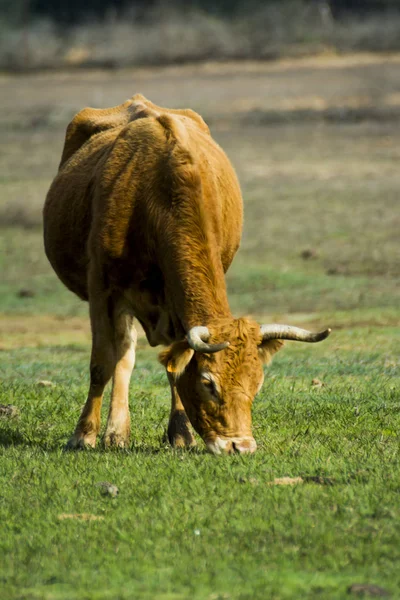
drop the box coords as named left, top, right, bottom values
left=104, top=310, right=137, bottom=448
left=167, top=372, right=196, bottom=448
left=66, top=287, right=116, bottom=449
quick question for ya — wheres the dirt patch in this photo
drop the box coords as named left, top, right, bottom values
left=58, top=513, right=104, bottom=522
left=0, top=315, right=91, bottom=349
left=0, top=314, right=149, bottom=349
left=268, top=477, right=304, bottom=486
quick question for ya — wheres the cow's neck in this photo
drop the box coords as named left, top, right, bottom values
left=162, top=235, right=231, bottom=330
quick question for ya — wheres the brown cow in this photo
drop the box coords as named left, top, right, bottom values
left=43, top=94, right=330, bottom=455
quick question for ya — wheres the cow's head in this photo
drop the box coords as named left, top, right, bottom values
left=159, top=317, right=330, bottom=455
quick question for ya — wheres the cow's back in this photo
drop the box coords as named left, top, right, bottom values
left=43, top=126, right=122, bottom=299
left=43, top=96, right=242, bottom=302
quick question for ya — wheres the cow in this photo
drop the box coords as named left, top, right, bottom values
left=43, top=94, right=331, bottom=455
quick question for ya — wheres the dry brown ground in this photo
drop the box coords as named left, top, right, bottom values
left=2, top=53, right=400, bottom=122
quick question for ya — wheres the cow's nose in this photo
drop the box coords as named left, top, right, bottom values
left=206, top=437, right=257, bottom=455
left=232, top=438, right=257, bottom=454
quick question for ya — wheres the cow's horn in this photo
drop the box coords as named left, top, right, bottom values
left=260, top=324, right=331, bottom=343
left=186, top=326, right=230, bottom=353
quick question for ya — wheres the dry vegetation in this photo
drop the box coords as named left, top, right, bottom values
left=2, top=4, right=400, bottom=71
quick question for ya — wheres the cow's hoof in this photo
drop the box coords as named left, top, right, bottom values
left=169, top=432, right=197, bottom=449
left=168, top=410, right=197, bottom=449
left=103, top=431, right=130, bottom=449
left=65, top=434, right=96, bottom=451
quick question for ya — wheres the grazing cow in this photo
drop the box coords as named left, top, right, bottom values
left=43, top=94, right=330, bottom=455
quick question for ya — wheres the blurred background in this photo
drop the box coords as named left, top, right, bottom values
left=2, top=1, right=400, bottom=69
left=0, top=0, right=399, bottom=347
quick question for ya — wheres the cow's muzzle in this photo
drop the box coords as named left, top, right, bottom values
left=206, top=437, right=257, bottom=455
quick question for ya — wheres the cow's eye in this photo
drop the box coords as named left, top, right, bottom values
left=201, top=377, right=218, bottom=399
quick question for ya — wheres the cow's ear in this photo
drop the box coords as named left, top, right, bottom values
left=159, top=341, right=195, bottom=378
left=258, top=339, right=284, bottom=365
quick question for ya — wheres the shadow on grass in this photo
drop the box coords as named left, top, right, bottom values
left=62, top=444, right=205, bottom=456
left=0, top=424, right=67, bottom=451
left=0, top=426, right=205, bottom=455
left=0, top=427, right=30, bottom=447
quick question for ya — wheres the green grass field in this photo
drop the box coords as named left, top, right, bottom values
left=0, top=56, right=399, bottom=599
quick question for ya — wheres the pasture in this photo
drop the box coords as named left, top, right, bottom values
left=0, top=55, right=399, bottom=599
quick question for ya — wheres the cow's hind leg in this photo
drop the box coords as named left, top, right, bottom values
left=66, top=288, right=116, bottom=450
left=104, top=308, right=137, bottom=448
left=167, top=373, right=196, bottom=448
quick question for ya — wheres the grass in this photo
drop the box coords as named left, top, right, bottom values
left=1, top=331, right=399, bottom=600
left=0, top=57, right=400, bottom=598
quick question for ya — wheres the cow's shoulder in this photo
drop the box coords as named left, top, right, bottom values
left=59, top=95, right=210, bottom=169
left=164, top=107, right=210, bottom=136
left=134, top=96, right=210, bottom=137
left=59, top=95, right=154, bottom=168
